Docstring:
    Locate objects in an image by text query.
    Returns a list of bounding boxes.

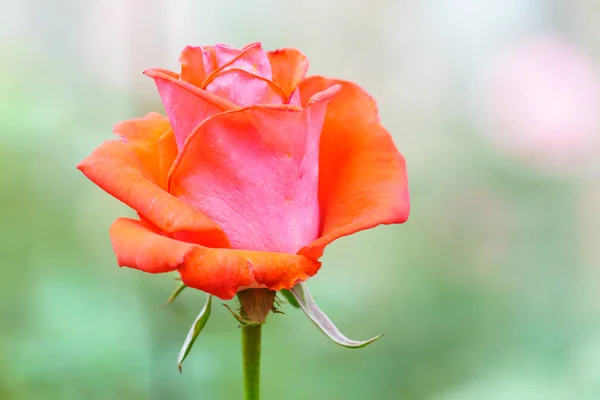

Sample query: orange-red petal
[178,246,320,299]
[157,129,178,188]
[77,140,230,248]
[109,218,320,299]
[109,218,245,299]
[267,48,309,96]
[247,251,321,291]
[109,217,188,273]
[112,112,174,188]
[179,45,217,87]
[298,77,410,260]
[113,112,170,141]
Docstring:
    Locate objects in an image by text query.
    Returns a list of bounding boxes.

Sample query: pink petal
[213,42,272,80]
[144,68,239,149]
[169,87,340,254]
[204,68,287,106]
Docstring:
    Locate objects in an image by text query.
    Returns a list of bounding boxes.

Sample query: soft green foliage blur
[2,1,599,399]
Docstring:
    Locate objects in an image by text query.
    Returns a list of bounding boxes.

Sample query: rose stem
[242,324,261,400]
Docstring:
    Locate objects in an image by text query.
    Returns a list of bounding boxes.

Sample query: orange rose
[77,43,410,300]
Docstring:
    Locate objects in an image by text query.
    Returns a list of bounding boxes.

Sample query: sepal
[161,282,187,307]
[177,294,212,371]
[279,289,300,308]
[290,283,383,349]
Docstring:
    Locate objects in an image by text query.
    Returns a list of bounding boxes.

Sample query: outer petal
[169,86,340,254]
[156,129,178,188]
[178,245,321,299]
[179,45,217,87]
[113,112,170,141]
[144,69,239,149]
[110,217,188,273]
[77,140,230,248]
[112,112,175,189]
[109,218,245,299]
[267,48,309,96]
[110,218,320,299]
[298,77,410,260]
[204,68,287,106]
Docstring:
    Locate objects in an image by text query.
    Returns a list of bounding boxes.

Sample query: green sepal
[222,303,253,326]
[279,289,300,308]
[177,295,212,372]
[161,283,187,308]
[290,283,383,349]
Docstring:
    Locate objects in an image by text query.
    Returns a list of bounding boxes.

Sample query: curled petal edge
[109,218,320,300]
[78,141,229,248]
[298,76,410,260]
[144,68,240,112]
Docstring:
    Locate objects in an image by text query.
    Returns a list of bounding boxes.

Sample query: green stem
[242,324,261,400]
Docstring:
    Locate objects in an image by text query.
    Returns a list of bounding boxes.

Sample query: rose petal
[169,88,339,254]
[298,77,410,260]
[204,68,287,106]
[267,48,309,96]
[179,45,217,87]
[147,68,179,79]
[77,140,230,248]
[213,42,272,80]
[110,217,188,273]
[109,218,251,299]
[157,129,178,188]
[112,112,172,187]
[287,87,302,106]
[109,218,320,299]
[214,43,243,67]
[144,68,239,149]
[113,112,170,141]
[178,246,320,299]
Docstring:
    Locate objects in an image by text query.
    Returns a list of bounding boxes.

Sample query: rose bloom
[78,43,410,299]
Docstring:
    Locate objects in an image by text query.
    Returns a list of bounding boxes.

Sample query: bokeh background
[2,0,600,399]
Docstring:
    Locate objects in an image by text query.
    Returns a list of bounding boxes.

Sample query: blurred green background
[2,1,600,399]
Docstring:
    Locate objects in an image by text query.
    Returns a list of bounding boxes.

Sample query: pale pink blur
[479,34,600,174]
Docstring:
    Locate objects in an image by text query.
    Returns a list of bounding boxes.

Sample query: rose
[77,43,410,300]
